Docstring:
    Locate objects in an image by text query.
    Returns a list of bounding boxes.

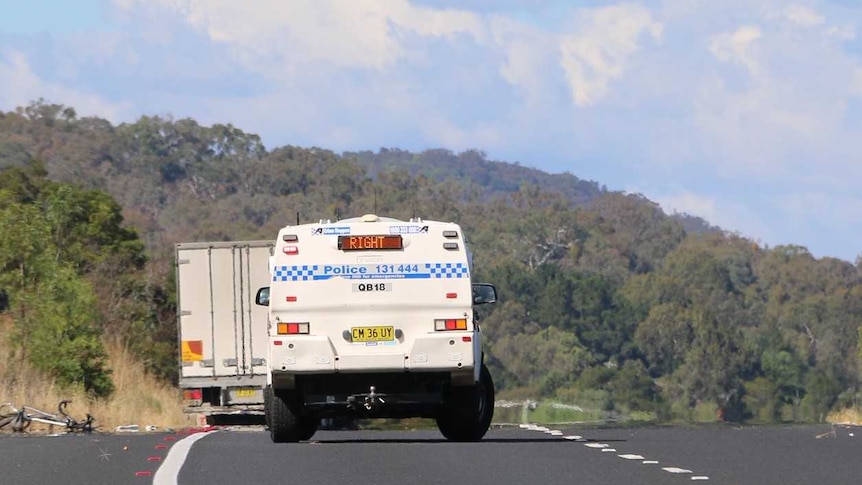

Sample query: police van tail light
[434,318,467,331]
[283,245,299,255]
[277,322,310,335]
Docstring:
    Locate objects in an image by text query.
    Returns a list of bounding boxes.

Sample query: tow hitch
[348,386,387,411]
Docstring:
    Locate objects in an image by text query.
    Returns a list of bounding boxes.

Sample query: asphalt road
[1,424,860,484]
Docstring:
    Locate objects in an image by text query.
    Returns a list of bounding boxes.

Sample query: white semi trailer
[256,214,498,442]
[175,241,274,421]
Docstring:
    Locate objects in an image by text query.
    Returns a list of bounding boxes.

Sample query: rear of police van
[266,214,480,417]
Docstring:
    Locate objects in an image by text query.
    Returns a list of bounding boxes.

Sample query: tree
[0,190,113,396]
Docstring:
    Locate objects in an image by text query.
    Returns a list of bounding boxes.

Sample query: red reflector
[288,323,300,334]
[445,319,457,330]
[462,336,472,342]
[286,296,297,302]
[183,389,202,400]
[446,292,457,299]
[283,245,299,255]
[273,340,283,346]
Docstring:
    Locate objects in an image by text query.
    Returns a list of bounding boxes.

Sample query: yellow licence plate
[351,326,394,342]
[235,388,256,398]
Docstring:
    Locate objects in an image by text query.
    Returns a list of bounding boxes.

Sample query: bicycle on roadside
[0,400,95,433]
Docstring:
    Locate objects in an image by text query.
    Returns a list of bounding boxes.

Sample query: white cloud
[558,3,663,107]
[784,5,824,27]
[824,24,856,40]
[489,15,556,106]
[692,14,862,178]
[113,0,485,72]
[775,4,854,39]
[708,25,763,76]
[0,50,130,121]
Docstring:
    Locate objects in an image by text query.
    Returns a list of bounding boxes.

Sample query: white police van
[256,214,497,442]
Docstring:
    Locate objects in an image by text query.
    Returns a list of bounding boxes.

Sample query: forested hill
[1,100,861,424]
[344,148,719,235]
[346,148,603,205]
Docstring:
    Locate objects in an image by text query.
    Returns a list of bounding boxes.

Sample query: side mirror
[255,287,270,307]
[472,283,497,305]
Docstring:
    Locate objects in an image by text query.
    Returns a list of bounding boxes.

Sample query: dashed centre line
[663,467,693,474]
[618,454,645,460]
[584,443,609,449]
[521,423,709,482]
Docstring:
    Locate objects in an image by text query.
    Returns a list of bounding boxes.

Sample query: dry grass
[827,407,862,425]
[1,315,188,433]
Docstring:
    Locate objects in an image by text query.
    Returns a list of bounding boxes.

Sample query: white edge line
[153,431,218,485]
[691,477,710,481]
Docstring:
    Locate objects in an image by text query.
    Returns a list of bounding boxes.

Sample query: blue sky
[2,0,862,262]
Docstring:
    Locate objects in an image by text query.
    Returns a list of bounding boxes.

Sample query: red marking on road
[135,471,152,477]
[147,456,163,462]
[179,425,218,434]
[155,444,168,450]
[164,436,177,441]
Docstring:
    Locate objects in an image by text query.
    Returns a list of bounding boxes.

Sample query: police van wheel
[268,388,307,443]
[436,364,495,442]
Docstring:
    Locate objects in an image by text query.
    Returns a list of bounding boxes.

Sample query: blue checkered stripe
[273,265,320,281]
[426,263,469,278]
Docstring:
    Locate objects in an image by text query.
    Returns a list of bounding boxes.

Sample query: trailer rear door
[177,241,273,384]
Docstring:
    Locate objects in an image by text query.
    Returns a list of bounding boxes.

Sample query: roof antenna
[335,208,339,221]
[373,189,378,215]
[296,211,299,226]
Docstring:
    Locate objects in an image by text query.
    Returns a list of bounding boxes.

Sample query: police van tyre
[436,364,495,442]
[268,388,318,442]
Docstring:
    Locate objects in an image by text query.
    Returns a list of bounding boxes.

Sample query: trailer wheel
[263,386,273,430]
[436,364,495,442]
[268,388,309,443]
